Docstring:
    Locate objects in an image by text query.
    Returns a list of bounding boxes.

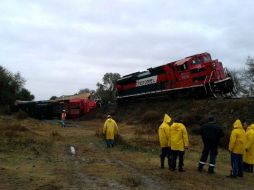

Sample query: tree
[78,88,95,94]
[95,73,121,102]
[246,56,254,76]
[244,56,254,96]
[16,88,34,101]
[0,65,34,105]
[230,69,248,95]
[49,96,58,100]
[232,56,254,96]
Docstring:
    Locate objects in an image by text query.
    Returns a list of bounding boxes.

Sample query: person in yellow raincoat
[243,123,254,173]
[228,119,246,178]
[103,115,118,148]
[158,114,172,169]
[170,117,189,172]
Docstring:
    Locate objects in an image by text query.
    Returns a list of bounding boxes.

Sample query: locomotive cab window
[176,63,188,72]
[192,58,202,65]
[204,56,211,62]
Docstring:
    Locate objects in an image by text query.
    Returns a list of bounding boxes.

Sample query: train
[16,97,97,119]
[116,52,235,102]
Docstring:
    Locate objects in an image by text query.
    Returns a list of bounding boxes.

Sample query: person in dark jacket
[198,116,224,173]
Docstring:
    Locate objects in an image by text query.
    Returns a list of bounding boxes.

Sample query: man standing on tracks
[227,119,246,178]
[158,114,172,169]
[103,115,118,148]
[170,117,189,172]
[60,110,66,128]
[198,116,224,173]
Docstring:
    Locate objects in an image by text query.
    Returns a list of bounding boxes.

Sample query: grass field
[0,114,254,190]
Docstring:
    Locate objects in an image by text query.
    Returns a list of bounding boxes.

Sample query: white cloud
[0,0,253,100]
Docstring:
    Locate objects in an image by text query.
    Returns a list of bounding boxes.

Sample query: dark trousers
[171,150,185,170]
[243,162,254,173]
[160,147,172,168]
[60,120,65,128]
[199,144,218,169]
[106,139,115,148]
[231,153,243,177]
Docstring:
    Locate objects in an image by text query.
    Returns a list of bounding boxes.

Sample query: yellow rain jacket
[244,124,254,164]
[103,118,118,140]
[228,119,246,154]
[158,114,171,148]
[171,122,189,151]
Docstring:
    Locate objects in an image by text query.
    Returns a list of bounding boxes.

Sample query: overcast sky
[0,0,253,100]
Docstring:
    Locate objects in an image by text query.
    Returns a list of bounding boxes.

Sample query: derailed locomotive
[116,52,235,102]
[16,98,97,119]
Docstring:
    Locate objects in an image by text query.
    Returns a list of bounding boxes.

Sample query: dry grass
[14,110,29,120]
[123,174,142,187]
[1,114,254,190]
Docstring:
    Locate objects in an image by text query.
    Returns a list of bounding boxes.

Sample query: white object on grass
[70,146,76,156]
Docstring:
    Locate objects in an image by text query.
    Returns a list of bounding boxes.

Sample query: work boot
[226,171,237,178]
[244,163,249,172]
[198,163,204,172]
[251,165,254,173]
[208,166,215,174]
[168,157,172,170]
[160,157,165,169]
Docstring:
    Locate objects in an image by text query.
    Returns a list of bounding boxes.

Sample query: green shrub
[136,110,162,134]
[182,112,206,126]
[142,110,161,124]
[135,124,158,135]
[14,111,29,120]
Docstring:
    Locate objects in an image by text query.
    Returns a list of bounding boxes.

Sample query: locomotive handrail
[203,76,208,94]
[208,70,217,98]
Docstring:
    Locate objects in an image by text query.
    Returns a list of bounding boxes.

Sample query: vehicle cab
[173,52,227,87]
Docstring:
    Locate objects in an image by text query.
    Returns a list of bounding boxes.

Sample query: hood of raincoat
[163,114,171,124]
[233,119,243,129]
[107,118,113,123]
[229,119,246,154]
[171,122,189,151]
[158,116,171,148]
[172,122,182,131]
[247,124,254,130]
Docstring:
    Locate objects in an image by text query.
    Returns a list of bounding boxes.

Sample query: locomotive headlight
[212,63,216,68]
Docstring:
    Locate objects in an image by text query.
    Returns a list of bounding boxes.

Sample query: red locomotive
[68,98,97,118]
[16,95,97,119]
[116,52,235,101]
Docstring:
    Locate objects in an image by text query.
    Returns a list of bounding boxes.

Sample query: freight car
[16,98,97,119]
[116,52,235,102]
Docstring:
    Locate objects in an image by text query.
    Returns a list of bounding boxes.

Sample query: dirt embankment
[90,98,254,148]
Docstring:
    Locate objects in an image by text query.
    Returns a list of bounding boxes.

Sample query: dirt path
[50,119,171,190]
[91,142,170,190]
